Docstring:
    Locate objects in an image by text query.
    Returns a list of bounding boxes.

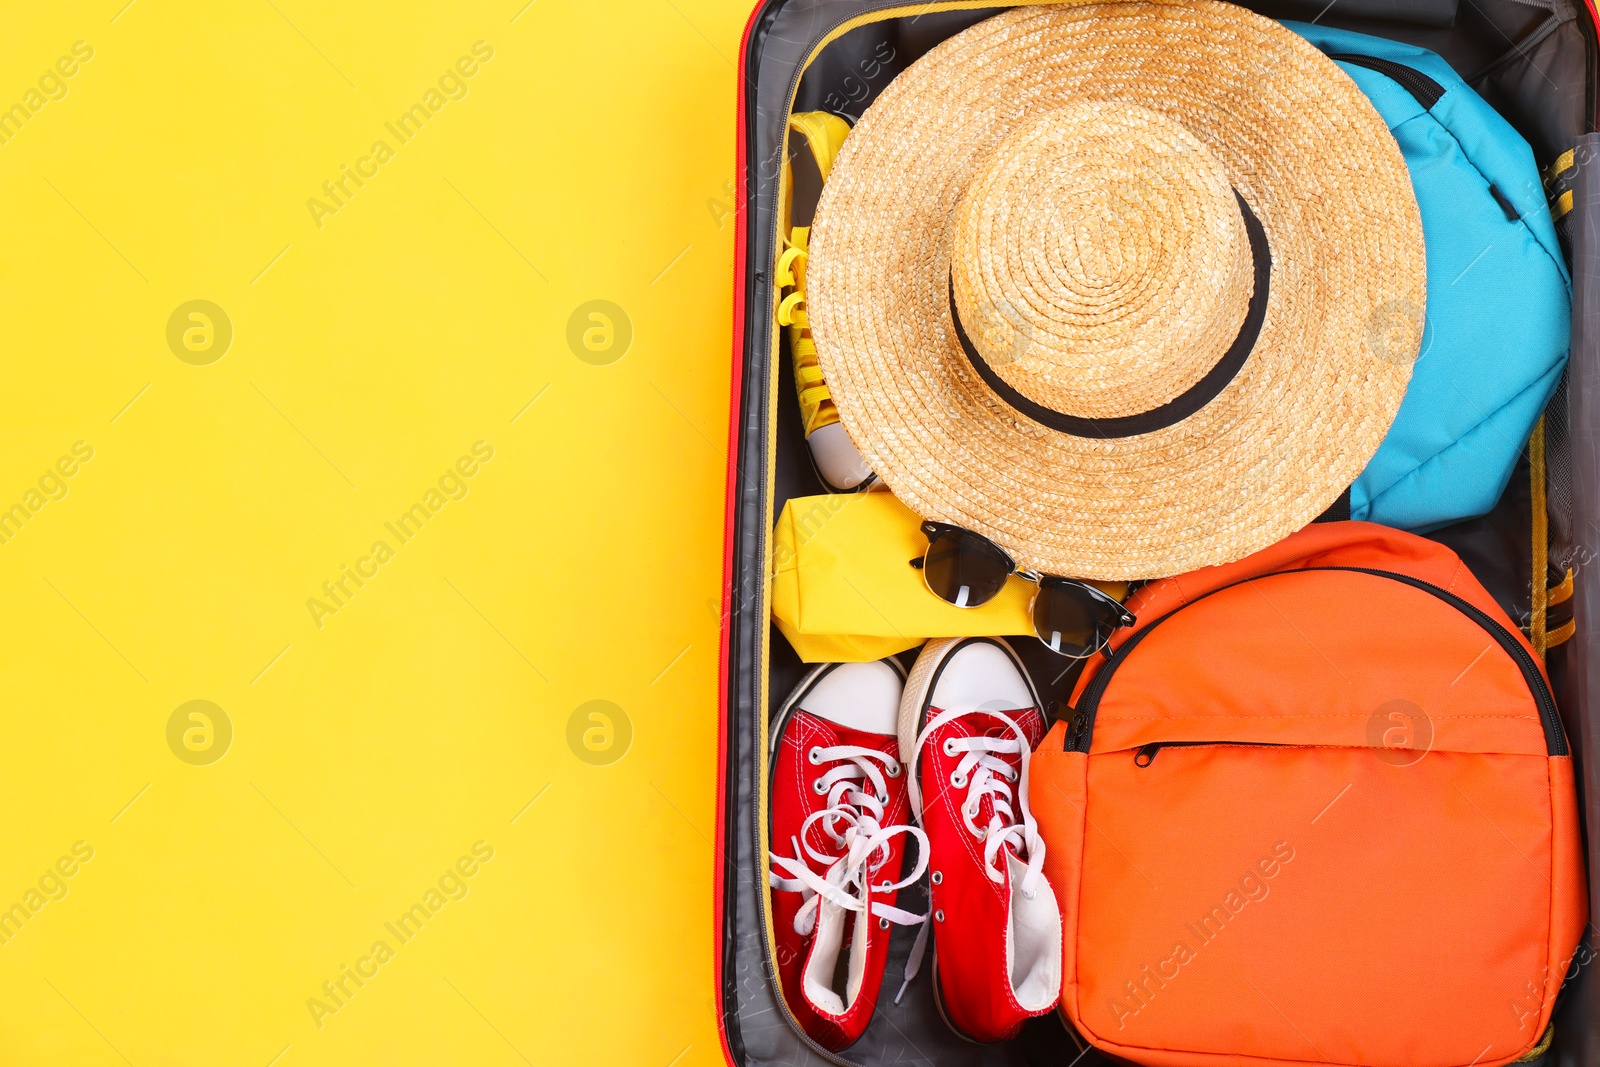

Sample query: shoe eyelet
[807,747,822,765]
[812,778,827,794]
[934,909,945,923]
[930,871,943,886]
[942,738,958,757]
[950,773,966,788]
[878,917,890,930]
[886,761,901,778]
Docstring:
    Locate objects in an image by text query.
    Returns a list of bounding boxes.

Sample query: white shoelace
[769,743,929,1003]
[909,707,1047,900]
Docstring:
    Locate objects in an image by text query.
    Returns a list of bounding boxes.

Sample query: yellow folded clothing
[771,492,1125,662]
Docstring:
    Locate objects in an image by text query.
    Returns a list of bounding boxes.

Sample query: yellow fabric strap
[1545,148,1575,188]
[1554,188,1574,221]
[771,492,1125,663]
[1550,568,1575,607]
[1548,570,1575,648]
[1531,414,1549,658]
[1536,149,1574,188]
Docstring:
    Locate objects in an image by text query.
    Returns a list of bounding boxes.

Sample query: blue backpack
[1286,23,1570,531]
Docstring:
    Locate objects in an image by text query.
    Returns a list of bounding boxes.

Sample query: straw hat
[807,1,1425,580]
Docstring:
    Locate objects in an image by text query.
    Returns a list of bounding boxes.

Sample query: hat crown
[950,105,1256,420]
[804,2,1425,578]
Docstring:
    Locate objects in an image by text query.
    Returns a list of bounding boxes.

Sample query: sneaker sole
[930,951,981,1044]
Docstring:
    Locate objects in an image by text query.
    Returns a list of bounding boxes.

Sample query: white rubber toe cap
[929,640,1035,714]
[808,422,874,491]
[800,660,903,736]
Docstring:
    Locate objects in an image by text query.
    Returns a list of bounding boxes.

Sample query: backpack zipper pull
[1063,706,1088,751]
[1133,743,1161,767]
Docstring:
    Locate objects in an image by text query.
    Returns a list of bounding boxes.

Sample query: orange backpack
[1030,521,1586,1067]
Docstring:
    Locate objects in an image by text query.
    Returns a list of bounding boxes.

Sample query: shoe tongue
[942,705,1043,747]
[794,715,898,855]
[805,704,896,739]
[942,708,1041,831]
[799,711,896,753]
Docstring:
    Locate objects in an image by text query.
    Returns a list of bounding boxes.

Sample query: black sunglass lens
[923,529,1012,608]
[1033,581,1122,658]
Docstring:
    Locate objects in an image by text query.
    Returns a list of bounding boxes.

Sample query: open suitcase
[716,1,1600,1063]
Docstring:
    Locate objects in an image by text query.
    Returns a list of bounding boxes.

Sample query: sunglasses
[910,521,1136,658]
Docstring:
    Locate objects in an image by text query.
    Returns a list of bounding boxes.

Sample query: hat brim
[808,1,1425,580]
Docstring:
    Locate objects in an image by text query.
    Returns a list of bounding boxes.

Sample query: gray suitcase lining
[724,3,1598,1062]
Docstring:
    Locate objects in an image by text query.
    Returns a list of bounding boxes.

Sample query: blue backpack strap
[1284,22,1571,532]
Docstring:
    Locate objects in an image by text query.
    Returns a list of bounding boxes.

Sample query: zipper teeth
[1342,567,1567,756]
[747,10,836,1059]
[1323,53,1445,110]
[1133,739,1293,766]
[1139,740,1291,751]
[1072,567,1566,757]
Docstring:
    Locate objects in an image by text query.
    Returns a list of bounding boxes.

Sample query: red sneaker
[899,637,1062,1042]
[768,660,929,1051]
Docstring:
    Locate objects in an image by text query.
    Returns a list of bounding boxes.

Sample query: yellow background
[0,0,743,1062]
